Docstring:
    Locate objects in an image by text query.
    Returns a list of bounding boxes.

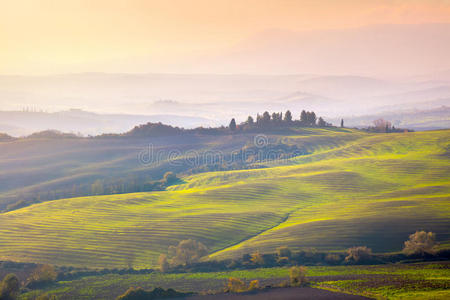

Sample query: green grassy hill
[0,129,448,268]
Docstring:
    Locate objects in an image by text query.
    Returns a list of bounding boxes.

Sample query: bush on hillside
[167,239,208,266]
[289,266,308,287]
[158,254,169,272]
[250,251,265,265]
[116,287,188,300]
[248,280,260,291]
[0,273,20,300]
[227,278,246,293]
[276,246,292,259]
[403,231,438,256]
[345,246,372,263]
[325,253,342,264]
[26,265,57,289]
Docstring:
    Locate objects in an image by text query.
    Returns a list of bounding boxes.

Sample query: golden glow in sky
[1,0,450,74]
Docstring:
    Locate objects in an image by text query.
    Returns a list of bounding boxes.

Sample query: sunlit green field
[20,263,450,300]
[0,129,449,269]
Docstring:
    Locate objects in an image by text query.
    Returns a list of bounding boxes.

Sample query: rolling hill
[0,128,448,269]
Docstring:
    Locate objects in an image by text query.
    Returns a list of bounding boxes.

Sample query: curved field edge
[0,130,448,269]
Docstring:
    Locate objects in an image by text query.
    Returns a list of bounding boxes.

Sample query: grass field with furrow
[0,129,448,268]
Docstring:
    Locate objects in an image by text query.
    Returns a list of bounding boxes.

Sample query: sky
[1,0,450,75]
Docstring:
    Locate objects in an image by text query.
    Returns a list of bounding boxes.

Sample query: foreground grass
[21,262,450,300]
[0,129,449,268]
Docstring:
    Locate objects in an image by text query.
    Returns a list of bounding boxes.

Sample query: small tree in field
[325,253,341,264]
[0,273,20,300]
[250,251,264,265]
[276,246,292,259]
[167,239,208,266]
[158,254,169,272]
[248,280,260,290]
[284,110,292,123]
[229,118,237,131]
[345,246,372,263]
[317,117,326,127]
[403,231,438,256]
[27,265,57,288]
[289,266,308,286]
[227,277,246,293]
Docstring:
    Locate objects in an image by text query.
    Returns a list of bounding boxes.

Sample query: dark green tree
[271,112,278,122]
[271,112,282,124]
[318,117,326,127]
[256,113,262,125]
[246,116,254,125]
[229,118,237,131]
[341,119,344,128]
[284,110,292,123]
[307,111,316,126]
[261,111,271,127]
[300,110,307,125]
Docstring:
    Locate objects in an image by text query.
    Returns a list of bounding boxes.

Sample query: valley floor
[183,287,371,300]
[20,262,450,300]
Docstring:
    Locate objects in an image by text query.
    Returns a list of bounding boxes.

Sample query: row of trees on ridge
[229,110,333,131]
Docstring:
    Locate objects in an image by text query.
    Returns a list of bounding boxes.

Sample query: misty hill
[0,109,215,136]
[1,72,450,128]
[334,106,450,131]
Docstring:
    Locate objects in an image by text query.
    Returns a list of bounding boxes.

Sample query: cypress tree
[229,118,236,131]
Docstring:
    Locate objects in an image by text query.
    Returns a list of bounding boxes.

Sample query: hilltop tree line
[365,118,413,133]
[229,110,332,131]
[98,110,333,138]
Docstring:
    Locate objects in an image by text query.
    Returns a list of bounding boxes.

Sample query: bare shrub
[276,246,292,259]
[403,231,438,256]
[325,253,341,263]
[227,277,246,293]
[250,251,264,265]
[36,293,58,300]
[0,273,20,300]
[345,246,372,263]
[167,239,208,266]
[289,266,308,287]
[158,254,169,272]
[248,280,260,290]
[26,265,57,289]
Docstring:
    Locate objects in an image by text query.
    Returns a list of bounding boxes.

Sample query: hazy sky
[2,0,450,75]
